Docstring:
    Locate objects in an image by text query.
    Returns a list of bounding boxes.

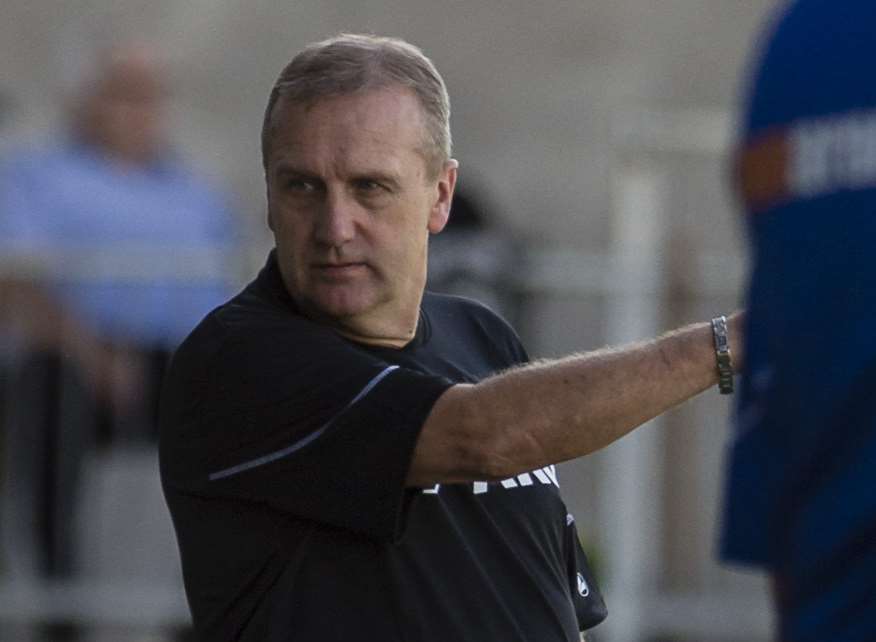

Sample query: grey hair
[261,33,451,177]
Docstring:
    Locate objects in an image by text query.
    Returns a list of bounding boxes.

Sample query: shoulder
[423,291,508,324]
[424,290,516,328]
[422,291,528,365]
[0,146,80,240]
[174,280,329,372]
[163,279,357,422]
[0,144,71,180]
[155,157,227,198]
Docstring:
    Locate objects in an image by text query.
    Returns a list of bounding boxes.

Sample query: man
[160,33,741,641]
[721,2,876,640]
[0,43,236,583]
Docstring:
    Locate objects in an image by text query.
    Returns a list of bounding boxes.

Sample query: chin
[310,288,376,321]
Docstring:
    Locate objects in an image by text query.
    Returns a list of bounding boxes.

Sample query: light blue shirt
[0,141,239,348]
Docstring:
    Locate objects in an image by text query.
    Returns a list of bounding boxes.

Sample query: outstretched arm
[407,312,743,486]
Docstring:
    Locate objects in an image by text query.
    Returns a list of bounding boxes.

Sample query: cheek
[270,206,307,243]
[382,222,429,275]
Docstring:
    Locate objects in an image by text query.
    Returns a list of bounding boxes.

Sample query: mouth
[312,261,368,279]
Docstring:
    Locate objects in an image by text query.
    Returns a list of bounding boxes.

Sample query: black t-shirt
[159,253,607,641]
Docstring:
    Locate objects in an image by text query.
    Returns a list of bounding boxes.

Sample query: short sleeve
[160,314,454,541]
[0,158,52,258]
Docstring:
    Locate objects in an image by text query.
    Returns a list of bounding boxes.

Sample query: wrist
[711,315,734,394]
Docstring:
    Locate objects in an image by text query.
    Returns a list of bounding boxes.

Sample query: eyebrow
[273,163,403,190]
[273,163,318,179]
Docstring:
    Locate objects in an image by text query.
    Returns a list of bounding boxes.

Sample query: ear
[428,159,458,234]
[265,178,276,232]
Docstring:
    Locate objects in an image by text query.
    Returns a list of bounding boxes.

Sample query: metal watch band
[711,315,734,394]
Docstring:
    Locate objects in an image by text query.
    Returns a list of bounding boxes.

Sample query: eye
[354,178,386,193]
[285,178,316,193]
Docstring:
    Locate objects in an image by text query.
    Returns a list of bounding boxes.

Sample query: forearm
[2,278,82,350]
[1,277,146,410]
[1,277,108,374]
[409,315,740,486]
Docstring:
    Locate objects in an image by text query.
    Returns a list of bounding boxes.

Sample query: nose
[314,189,356,248]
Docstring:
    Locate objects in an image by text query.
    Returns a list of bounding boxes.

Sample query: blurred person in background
[721,1,876,640]
[161,33,743,642]
[0,40,238,632]
[426,185,523,326]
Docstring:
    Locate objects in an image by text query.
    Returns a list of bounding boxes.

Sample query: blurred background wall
[1,1,781,640]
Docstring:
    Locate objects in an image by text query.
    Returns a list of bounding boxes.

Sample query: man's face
[265,88,456,343]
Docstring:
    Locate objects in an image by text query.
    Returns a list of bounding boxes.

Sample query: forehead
[94,50,167,103]
[267,88,428,171]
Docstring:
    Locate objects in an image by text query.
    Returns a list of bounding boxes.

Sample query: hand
[73,338,145,417]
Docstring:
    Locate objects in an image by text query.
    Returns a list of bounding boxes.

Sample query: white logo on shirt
[790,110,876,199]
[576,572,590,598]
[421,465,560,496]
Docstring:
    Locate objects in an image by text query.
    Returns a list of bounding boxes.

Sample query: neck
[335,325,416,348]
[293,294,422,349]
[326,300,422,348]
